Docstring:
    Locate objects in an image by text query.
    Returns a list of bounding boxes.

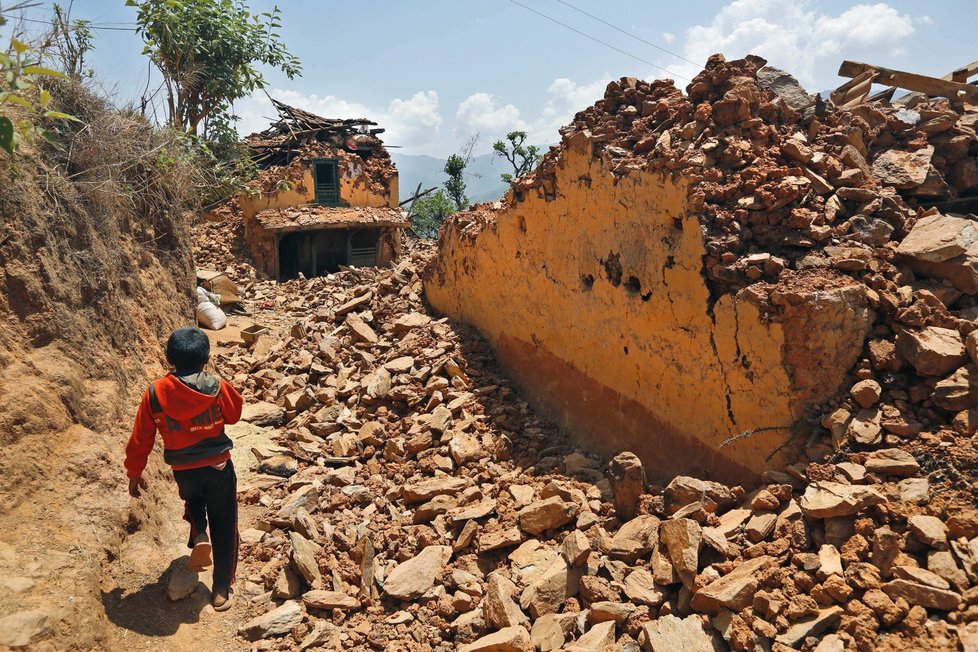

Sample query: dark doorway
[277,230,348,280]
[349,229,380,267]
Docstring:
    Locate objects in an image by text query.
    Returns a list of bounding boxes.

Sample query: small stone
[817,544,844,579]
[384,545,452,600]
[609,451,646,522]
[882,578,962,610]
[640,614,724,651]
[518,496,579,535]
[623,568,667,606]
[799,481,886,518]
[689,555,775,614]
[289,531,322,586]
[908,514,948,548]
[302,589,360,610]
[562,530,591,566]
[774,606,843,647]
[865,448,920,477]
[745,513,777,542]
[167,565,200,601]
[850,379,882,408]
[484,573,528,629]
[459,626,534,652]
[0,610,50,648]
[659,518,702,587]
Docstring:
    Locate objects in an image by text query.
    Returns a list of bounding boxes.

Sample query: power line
[0,13,137,31]
[506,0,691,81]
[553,0,701,68]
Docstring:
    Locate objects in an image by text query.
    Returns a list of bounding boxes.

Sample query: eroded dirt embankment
[0,83,196,650]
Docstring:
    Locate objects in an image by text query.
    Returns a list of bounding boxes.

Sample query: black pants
[172,461,239,591]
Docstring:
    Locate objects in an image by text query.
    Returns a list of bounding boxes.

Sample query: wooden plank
[838,60,978,102]
[950,60,978,83]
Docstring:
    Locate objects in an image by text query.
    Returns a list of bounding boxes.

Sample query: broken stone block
[623,568,667,606]
[238,601,304,641]
[240,400,286,426]
[689,555,775,614]
[588,600,636,624]
[289,531,322,586]
[609,451,646,521]
[864,448,920,477]
[639,613,724,651]
[774,606,842,647]
[167,565,200,601]
[896,326,967,377]
[908,514,948,548]
[459,626,533,652]
[872,146,934,189]
[798,481,886,518]
[897,213,978,294]
[0,610,50,648]
[520,555,581,617]
[607,514,660,561]
[565,620,615,651]
[882,579,962,610]
[850,379,882,408]
[517,496,578,535]
[484,573,528,629]
[302,589,360,611]
[383,545,451,600]
[561,530,591,566]
[659,518,702,586]
[530,613,567,651]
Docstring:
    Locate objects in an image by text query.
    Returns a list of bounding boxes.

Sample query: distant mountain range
[392,151,517,206]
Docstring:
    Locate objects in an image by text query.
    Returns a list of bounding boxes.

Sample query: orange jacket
[125,372,243,478]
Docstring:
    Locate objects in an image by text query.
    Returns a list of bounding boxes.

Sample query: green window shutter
[313,159,340,206]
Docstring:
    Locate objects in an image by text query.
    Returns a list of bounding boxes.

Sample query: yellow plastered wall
[425,137,868,482]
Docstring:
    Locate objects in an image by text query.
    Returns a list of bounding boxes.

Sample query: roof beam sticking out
[838,60,978,103]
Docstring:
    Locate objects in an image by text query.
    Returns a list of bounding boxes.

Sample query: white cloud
[233,88,443,153]
[531,76,611,143]
[669,0,916,88]
[454,92,525,141]
[662,32,675,44]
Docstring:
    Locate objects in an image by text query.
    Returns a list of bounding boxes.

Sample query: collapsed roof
[245,97,388,168]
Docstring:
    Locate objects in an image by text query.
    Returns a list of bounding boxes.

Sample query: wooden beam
[949,60,978,83]
[838,60,978,102]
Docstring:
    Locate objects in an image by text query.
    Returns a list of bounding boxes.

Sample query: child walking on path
[125,327,244,611]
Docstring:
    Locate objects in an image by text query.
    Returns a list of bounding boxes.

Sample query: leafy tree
[492,130,541,183]
[410,189,455,239]
[127,0,301,138]
[443,134,479,211]
[0,35,78,154]
[443,154,468,211]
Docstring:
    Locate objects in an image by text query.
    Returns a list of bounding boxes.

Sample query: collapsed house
[240,100,407,280]
[425,54,978,483]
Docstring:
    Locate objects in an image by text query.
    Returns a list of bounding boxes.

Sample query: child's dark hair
[166,327,210,371]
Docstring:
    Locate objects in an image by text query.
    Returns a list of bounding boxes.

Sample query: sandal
[212,587,234,612]
[187,535,213,572]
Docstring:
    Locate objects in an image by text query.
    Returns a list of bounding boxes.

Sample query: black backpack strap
[148,382,164,415]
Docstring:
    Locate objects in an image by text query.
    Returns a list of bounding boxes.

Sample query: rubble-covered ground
[195,215,978,652]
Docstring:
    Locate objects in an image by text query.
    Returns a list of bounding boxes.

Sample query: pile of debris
[190,55,978,650]
[187,240,978,651]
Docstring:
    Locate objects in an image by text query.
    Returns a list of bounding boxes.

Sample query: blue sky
[3,1,974,155]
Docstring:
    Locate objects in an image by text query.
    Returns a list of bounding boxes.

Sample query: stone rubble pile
[186,232,978,650]
[191,53,978,651]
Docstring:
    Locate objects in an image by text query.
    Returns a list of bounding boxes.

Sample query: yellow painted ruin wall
[425,137,869,482]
